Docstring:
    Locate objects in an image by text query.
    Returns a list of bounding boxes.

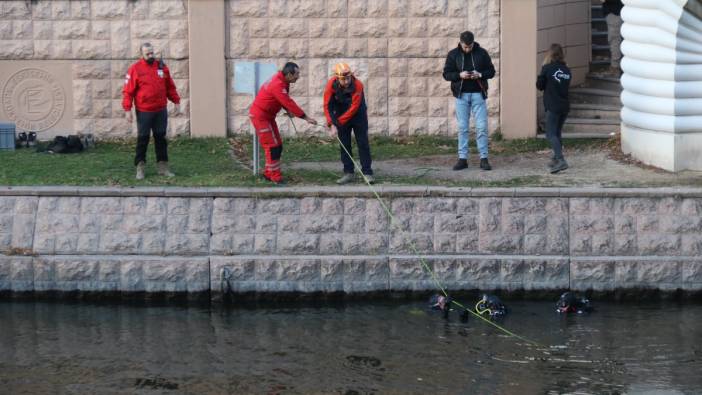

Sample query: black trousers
[545,110,567,160]
[337,116,373,175]
[134,108,168,166]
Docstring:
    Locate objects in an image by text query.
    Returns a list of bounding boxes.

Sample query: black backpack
[46,135,83,154]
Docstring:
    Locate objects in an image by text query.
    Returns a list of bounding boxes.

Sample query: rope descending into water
[291,118,542,347]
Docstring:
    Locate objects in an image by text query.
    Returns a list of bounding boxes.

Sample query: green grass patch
[490,137,603,156]
[232,134,604,163]
[0,135,607,187]
[0,137,256,187]
[1,136,385,187]
[231,134,458,163]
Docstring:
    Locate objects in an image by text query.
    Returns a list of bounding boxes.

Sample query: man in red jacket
[323,63,374,184]
[123,42,180,180]
[249,62,317,184]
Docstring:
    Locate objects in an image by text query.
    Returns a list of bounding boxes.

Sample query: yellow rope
[325,126,542,347]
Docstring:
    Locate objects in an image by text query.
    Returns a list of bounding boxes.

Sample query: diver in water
[429,294,452,319]
[429,294,471,322]
[555,292,593,314]
[475,294,507,317]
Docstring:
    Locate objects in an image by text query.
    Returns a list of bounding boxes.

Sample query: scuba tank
[475,294,507,317]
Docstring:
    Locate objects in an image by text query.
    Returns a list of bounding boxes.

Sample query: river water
[1,299,701,394]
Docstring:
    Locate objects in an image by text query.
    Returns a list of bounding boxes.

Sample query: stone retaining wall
[2,187,702,299]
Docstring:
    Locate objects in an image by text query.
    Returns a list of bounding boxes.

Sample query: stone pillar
[500,0,538,138]
[188,0,226,137]
[620,0,702,171]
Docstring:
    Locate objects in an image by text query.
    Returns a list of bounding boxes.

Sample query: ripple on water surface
[0,300,701,394]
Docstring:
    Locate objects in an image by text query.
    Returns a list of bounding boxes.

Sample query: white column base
[621,123,702,172]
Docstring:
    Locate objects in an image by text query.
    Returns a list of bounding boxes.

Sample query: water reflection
[0,300,701,394]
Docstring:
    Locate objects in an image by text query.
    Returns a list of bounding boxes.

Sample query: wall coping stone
[3,186,702,198]
[210,254,571,260]
[572,256,702,262]
[4,254,696,261]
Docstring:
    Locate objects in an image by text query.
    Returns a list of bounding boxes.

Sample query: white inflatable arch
[621,0,702,171]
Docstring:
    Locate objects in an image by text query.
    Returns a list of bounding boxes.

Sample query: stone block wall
[227,0,502,137]
[0,0,190,138]
[537,0,590,85]
[2,187,702,298]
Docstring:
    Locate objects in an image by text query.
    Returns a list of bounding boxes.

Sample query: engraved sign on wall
[2,68,65,131]
[0,62,74,136]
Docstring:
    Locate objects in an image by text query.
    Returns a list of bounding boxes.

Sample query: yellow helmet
[332,62,352,79]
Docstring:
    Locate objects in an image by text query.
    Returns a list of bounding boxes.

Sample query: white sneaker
[336,173,354,185]
[136,162,145,180]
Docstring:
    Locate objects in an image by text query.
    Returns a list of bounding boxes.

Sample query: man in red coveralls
[249,62,318,184]
[123,42,181,180]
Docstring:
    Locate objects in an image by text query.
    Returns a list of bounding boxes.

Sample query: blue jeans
[455,92,489,159]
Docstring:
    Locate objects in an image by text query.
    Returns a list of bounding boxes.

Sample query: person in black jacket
[443,31,496,171]
[602,0,624,75]
[537,44,571,173]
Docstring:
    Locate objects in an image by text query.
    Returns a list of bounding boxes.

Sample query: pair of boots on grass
[15,132,37,148]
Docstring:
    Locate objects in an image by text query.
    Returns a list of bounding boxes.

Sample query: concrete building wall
[0,0,190,139]
[226,0,502,137]
[0,1,524,139]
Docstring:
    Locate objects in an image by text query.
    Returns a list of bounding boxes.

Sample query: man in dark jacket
[443,31,496,171]
[123,42,180,180]
[602,0,624,74]
[323,62,374,185]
